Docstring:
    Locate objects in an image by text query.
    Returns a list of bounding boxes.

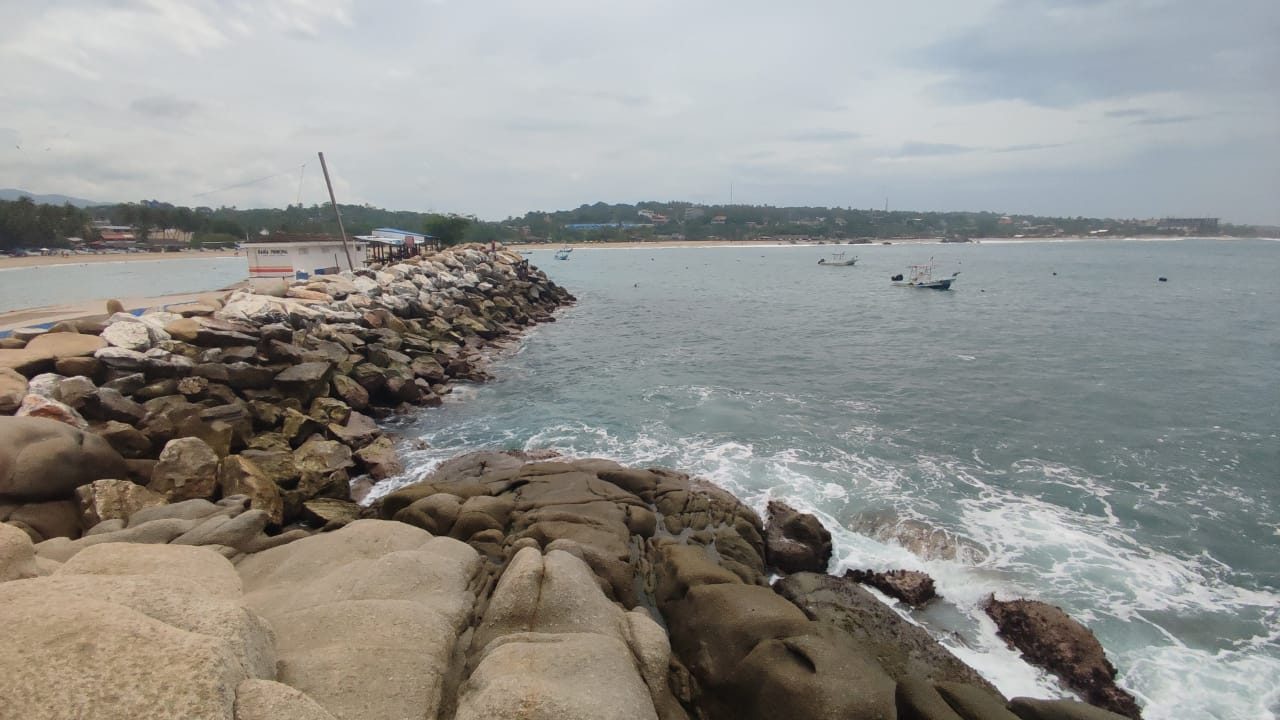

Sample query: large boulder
[0,521,38,582]
[0,367,28,412]
[149,437,220,502]
[233,679,338,720]
[0,593,246,719]
[775,572,995,690]
[984,597,1142,719]
[238,520,482,720]
[656,543,895,720]
[765,500,832,574]
[0,417,128,501]
[24,332,108,360]
[0,543,268,720]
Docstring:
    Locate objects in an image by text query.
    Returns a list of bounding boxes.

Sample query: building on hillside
[684,207,704,221]
[96,231,136,249]
[1158,218,1219,234]
[242,232,367,288]
[144,228,194,251]
[638,209,670,224]
[711,216,727,225]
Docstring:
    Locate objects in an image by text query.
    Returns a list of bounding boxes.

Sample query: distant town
[0,190,1267,256]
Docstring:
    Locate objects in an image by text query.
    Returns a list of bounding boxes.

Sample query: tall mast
[318,151,355,271]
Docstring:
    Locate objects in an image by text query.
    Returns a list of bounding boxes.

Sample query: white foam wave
[386,409,1279,717]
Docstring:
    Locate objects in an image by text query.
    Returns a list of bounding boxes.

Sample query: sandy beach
[504,238,943,250]
[0,250,240,269]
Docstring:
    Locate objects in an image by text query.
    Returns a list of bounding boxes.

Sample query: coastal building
[684,207,704,221]
[1158,217,1219,234]
[241,232,367,288]
[371,227,429,250]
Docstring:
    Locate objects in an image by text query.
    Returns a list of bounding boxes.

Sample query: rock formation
[984,596,1143,719]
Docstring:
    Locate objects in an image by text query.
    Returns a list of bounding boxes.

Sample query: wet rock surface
[984,597,1143,719]
[846,568,938,607]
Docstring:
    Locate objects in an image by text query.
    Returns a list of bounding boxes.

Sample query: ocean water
[376,239,1280,720]
[0,256,248,313]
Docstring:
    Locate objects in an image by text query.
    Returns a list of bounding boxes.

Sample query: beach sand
[503,238,944,250]
[0,250,240,269]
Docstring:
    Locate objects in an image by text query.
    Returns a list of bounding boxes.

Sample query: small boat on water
[817,252,858,267]
[554,247,573,260]
[892,261,959,290]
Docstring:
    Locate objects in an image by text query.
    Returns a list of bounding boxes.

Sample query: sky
[1,0,1277,224]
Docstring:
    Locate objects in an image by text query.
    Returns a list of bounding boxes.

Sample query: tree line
[0,194,1260,252]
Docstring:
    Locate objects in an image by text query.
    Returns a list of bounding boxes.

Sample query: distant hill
[0,188,106,207]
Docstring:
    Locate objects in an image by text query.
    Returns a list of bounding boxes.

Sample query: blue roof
[373,227,425,237]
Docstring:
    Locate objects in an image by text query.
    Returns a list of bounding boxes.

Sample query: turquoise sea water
[379,239,1280,720]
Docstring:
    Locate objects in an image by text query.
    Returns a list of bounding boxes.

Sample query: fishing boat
[892,261,959,290]
[554,247,573,260]
[817,252,858,266]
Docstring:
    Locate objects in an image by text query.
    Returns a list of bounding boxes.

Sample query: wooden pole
[317,151,355,271]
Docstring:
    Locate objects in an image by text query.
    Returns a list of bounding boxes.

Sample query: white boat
[817,252,858,267]
[554,247,573,260]
[892,261,958,290]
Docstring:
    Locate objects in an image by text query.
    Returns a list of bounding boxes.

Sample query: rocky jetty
[0,451,1138,720]
[0,247,1140,719]
[0,245,572,542]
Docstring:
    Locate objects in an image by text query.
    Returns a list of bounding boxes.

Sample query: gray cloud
[0,0,1275,224]
[1134,114,1199,126]
[991,142,1071,154]
[923,0,1279,107]
[897,142,974,157]
[130,95,202,119]
[787,130,862,143]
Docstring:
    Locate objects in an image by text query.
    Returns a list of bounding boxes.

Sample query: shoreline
[0,250,241,270]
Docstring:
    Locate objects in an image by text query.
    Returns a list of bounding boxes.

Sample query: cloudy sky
[1,0,1276,223]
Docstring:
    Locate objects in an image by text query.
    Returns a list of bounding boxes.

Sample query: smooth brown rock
[984,597,1142,719]
[23,332,108,360]
[765,499,832,574]
[234,679,339,720]
[53,356,99,377]
[8,499,80,540]
[775,573,996,691]
[0,521,38,581]
[0,416,128,501]
[0,348,55,376]
[0,367,27,412]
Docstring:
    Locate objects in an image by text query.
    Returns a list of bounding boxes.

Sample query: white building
[242,233,367,288]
